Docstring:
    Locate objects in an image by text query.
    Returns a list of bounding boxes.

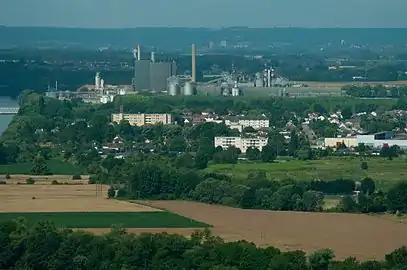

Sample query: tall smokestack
[151,51,155,63]
[191,44,196,83]
[137,44,141,61]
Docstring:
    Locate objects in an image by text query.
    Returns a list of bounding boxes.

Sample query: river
[0,97,18,135]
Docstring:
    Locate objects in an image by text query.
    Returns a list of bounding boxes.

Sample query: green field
[0,212,209,228]
[206,157,407,190]
[0,160,86,175]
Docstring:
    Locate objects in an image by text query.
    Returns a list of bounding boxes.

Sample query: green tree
[107,186,115,198]
[360,177,375,195]
[246,147,261,161]
[30,155,51,175]
[338,196,359,213]
[360,161,368,170]
[387,181,407,213]
[301,191,324,212]
[309,249,335,270]
[261,144,277,163]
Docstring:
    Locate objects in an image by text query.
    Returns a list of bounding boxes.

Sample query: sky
[1,0,406,28]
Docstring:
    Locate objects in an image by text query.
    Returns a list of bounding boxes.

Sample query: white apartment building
[214,136,268,153]
[112,113,172,126]
[224,118,269,130]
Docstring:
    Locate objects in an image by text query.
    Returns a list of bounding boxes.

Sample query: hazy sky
[1,0,406,28]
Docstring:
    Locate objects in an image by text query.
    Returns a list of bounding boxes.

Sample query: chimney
[191,44,196,83]
[151,51,155,63]
[137,44,141,61]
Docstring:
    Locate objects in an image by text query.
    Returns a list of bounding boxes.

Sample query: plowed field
[142,200,407,260]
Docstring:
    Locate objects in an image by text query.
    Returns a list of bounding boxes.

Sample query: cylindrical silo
[183,81,195,96]
[167,76,180,96]
[255,72,263,87]
[95,72,101,90]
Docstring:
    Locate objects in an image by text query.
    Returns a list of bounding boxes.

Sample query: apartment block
[214,136,268,153]
[112,113,172,126]
[224,119,269,130]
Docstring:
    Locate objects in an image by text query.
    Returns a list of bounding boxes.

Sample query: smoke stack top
[137,44,141,61]
[191,44,196,83]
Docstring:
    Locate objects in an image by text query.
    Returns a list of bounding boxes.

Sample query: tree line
[90,155,407,214]
[1,218,407,269]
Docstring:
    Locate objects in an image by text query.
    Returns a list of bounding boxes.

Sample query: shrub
[361,161,368,170]
[26,178,35,185]
[72,174,82,180]
[0,181,6,185]
[107,187,115,198]
[5,173,11,179]
[51,180,59,185]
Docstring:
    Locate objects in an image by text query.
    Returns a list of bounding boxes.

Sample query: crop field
[206,157,407,190]
[143,200,407,260]
[0,184,207,228]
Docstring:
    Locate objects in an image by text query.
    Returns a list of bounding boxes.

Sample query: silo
[168,77,180,96]
[255,72,263,87]
[231,81,240,96]
[183,81,195,96]
[95,72,101,90]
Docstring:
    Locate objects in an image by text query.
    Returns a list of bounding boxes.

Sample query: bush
[26,178,35,185]
[72,174,82,180]
[361,161,368,170]
[51,180,59,185]
[5,173,11,179]
[107,187,115,198]
[0,181,6,185]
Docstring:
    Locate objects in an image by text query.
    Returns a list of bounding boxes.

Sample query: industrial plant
[132,44,177,92]
[45,72,130,103]
[132,44,198,96]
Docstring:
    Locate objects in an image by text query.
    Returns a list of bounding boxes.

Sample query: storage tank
[167,76,180,96]
[255,72,263,87]
[95,72,101,90]
[231,81,240,96]
[183,81,196,96]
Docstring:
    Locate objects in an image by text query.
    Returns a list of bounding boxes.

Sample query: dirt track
[0,185,160,212]
[142,200,407,260]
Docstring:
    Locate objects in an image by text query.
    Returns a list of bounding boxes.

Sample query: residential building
[214,136,268,153]
[224,118,269,130]
[112,113,172,126]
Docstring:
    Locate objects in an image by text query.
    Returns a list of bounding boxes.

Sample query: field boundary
[0,211,210,228]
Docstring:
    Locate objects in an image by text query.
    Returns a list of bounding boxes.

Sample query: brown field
[140,200,407,260]
[0,184,160,212]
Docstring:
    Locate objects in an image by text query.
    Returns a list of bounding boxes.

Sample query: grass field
[0,184,208,229]
[0,160,86,175]
[0,212,208,228]
[206,157,407,190]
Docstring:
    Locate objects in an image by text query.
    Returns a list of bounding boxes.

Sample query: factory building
[133,45,177,91]
[150,61,177,91]
[112,113,172,126]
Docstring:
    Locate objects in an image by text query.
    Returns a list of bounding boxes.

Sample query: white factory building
[214,136,268,153]
[324,131,407,150]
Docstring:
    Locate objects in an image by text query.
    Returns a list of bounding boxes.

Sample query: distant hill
[1,26,407,50]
